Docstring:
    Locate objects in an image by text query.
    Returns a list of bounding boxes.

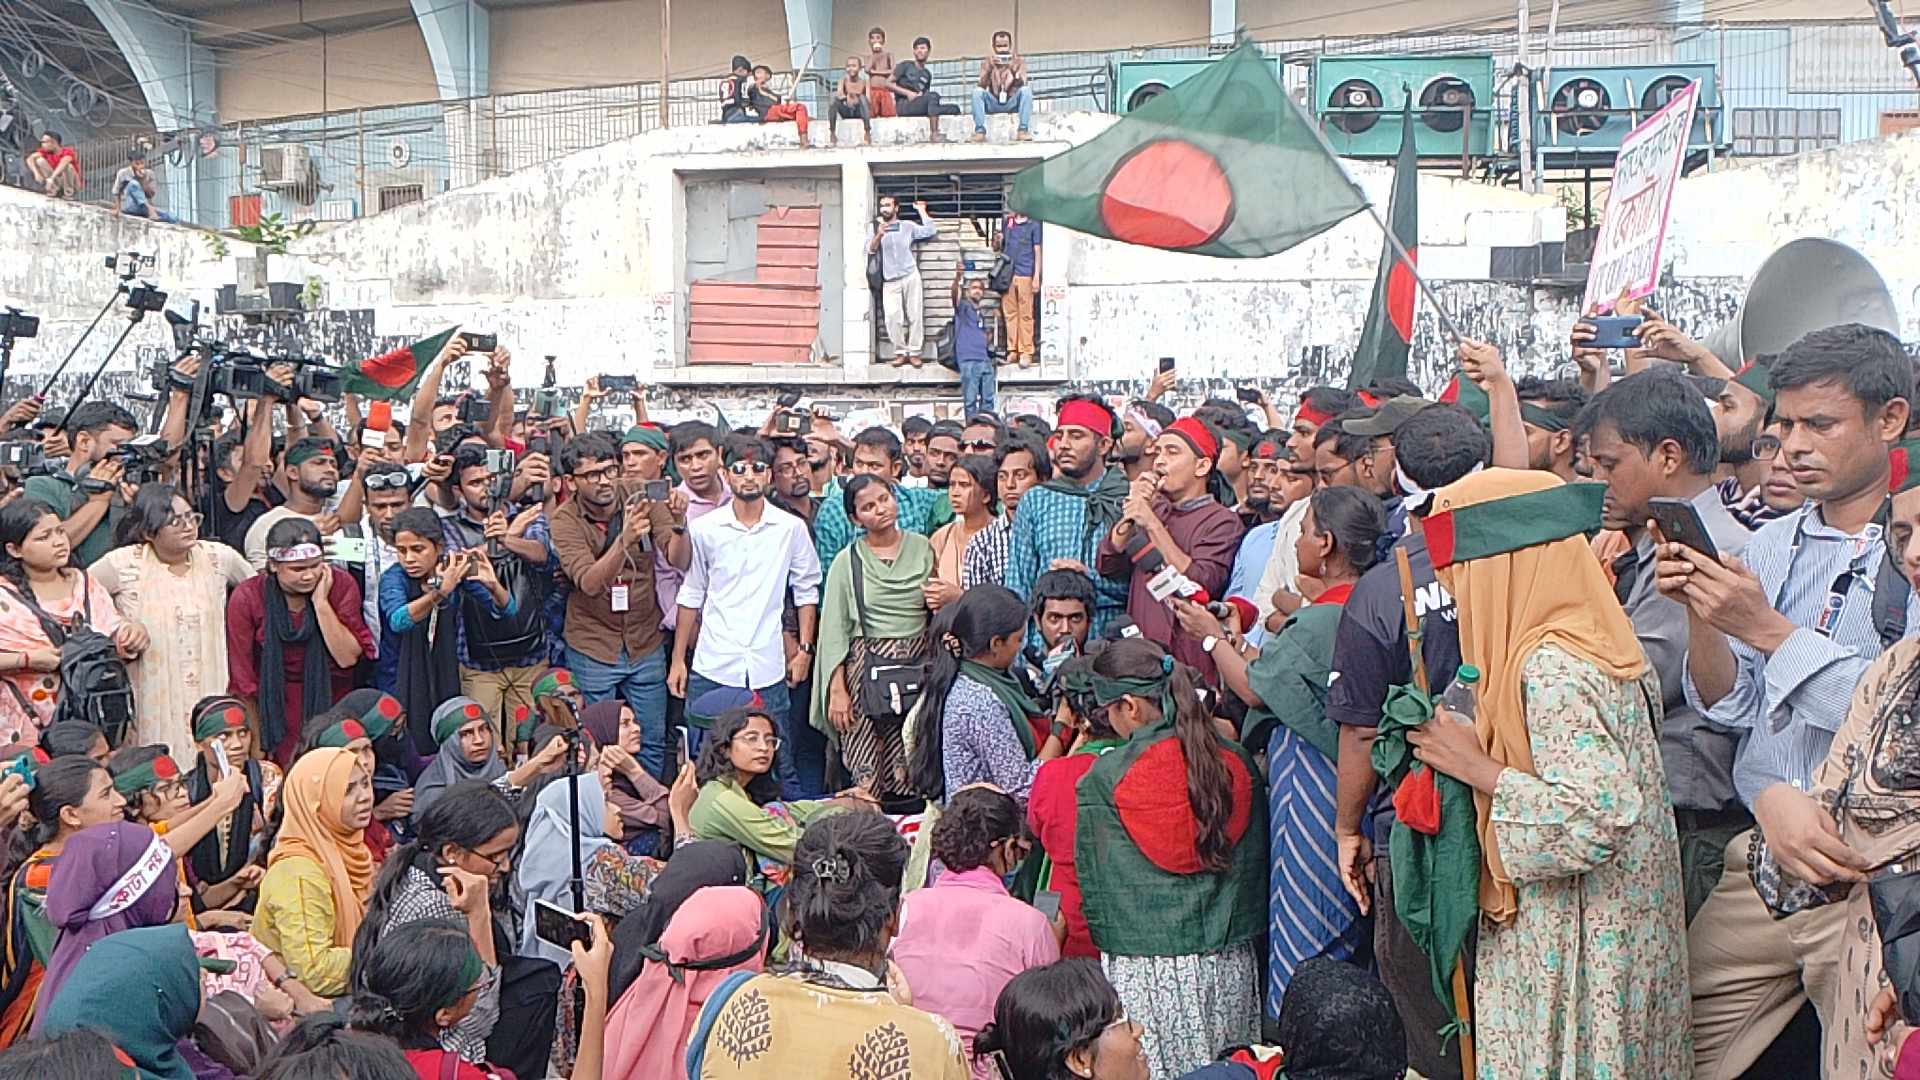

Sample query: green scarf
[959,660,1041,758]
[810,533,936,736]
[1040,465,1131,542]
[1241,604,1343,760]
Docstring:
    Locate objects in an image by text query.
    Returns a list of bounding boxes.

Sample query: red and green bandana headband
[316,719,369,749]
[1891,439,1920,494]
[621,425,668,452]
[1439,375,1490,423]
[1294,401,1335,428]
[513,704,537,744]
[532,670,573,702]
[432,697,487,745]
[113,754,181,796]
[1419,480,1606,569]
[1216,425,1255,455]
[1164,417,1220,460]
[1057,397,1119,439]
[1251,437,1286,461]
[357,693,402,741]
[285,442,335,467]
[193,699,251,742]
[1732,356,1776,408]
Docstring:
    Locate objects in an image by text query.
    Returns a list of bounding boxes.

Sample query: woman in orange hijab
[251,747,375,998]
[1402,468,1688,1079]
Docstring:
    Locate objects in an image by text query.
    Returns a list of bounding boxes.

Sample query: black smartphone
[1235,386,1261,404]
[1648,496,1720,561]
[461,332,497,352]
[644,479,672,501]
[1158,357,1176,373]
[1033,889,1063,921]
[532,899,592,951]
[1583,315,1645,350]
[600,374,639,392]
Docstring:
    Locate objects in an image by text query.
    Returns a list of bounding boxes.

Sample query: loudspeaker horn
[1703,238,1901,369]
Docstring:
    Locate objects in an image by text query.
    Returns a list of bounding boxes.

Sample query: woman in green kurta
[686,705,871,887]
[812,474,934,801]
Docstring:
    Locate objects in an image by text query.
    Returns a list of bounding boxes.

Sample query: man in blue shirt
[868,195,938,367]
[950,268,994,418]
[999,212,1042,368]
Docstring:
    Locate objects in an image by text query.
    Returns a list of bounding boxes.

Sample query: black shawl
[185,756,265,886]
[396,574,460,755]
[259,583,334,754]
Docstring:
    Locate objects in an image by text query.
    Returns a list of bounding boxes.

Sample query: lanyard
[1811,522,1884,639]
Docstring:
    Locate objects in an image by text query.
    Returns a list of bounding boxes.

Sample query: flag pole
[1289,88,1465,348]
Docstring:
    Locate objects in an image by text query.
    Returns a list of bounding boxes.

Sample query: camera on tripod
[0,440,44,477]
[105,251,155,280]
[110,434,172,485]
[0,309,37,340]
[124,283,168,314]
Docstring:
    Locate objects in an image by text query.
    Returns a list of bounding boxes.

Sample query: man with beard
[1578,370,1751,925]
[26,401,139,570]
[335,461,412,665]
[672,436,822,790]
[1514,376,1588,481]
[869,194,938,367]
[227,517,372,765]
[1006,393,1130,638]
[1287,386,1361,460]
[811,427,952,571]
[1119,399,1174,482]
[550,432,677,777]
[901,416,932,488]
[924,422,962,491]
[1227,434,1310,642]
[770,438,818,532]
[1713,358,1787,529]
[242,437,342,572]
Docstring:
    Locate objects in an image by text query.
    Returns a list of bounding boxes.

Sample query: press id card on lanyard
[610,580,629,613]
[1814,523,1883,638]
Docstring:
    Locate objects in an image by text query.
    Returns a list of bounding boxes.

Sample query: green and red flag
[1348,96,1420,389]
[344,327,459,402]
[1008,44,1366,258]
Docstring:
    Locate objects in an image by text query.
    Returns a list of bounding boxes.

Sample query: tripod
[557,703,587,913]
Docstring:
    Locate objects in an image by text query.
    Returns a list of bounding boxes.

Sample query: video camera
[0,308,37,341]
[105,251,155,281]
[149,346,345,406]
[110,434,172,485]
[0,440,44,477]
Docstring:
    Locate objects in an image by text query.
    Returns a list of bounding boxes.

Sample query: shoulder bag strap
[684,970,759,1079]
[1394,545,1429,696]
[848,544,871,639]
[1,580,67,649]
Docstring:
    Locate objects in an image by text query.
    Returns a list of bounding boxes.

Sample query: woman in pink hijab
[603,885,767,1080]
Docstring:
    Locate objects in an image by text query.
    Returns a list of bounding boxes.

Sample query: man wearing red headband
[1097,416,1245,679]
[1287,387,1361,461]
[1005,394,1131,639]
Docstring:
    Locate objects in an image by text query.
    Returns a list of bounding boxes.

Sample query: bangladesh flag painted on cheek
[343,327,460,401]
[1008,44,1368,258]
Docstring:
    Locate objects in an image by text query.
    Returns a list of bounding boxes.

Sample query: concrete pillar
[412,0,490,100]
[784,0,833,110]
[1210,0,1236,46]
[84,0,217,224]
[838,158,874,381]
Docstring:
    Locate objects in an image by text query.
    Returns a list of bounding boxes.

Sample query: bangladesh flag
[1008,44,1366,258]
[1348,97,1420,390]
[344,327,460,401]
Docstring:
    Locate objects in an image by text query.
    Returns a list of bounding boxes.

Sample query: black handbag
[867,249,886,293]
[988,252,1016,294]
[848,549,928,727]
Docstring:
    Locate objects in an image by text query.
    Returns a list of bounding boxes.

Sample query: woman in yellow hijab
[252,747,376,997]
[1403,468,1689,1079]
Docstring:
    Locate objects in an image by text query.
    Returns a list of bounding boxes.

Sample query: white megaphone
[1702,238,1901,369]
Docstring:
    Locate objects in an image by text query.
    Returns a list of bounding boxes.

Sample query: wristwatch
[1201,635,1220,655]
[798,641,815,655]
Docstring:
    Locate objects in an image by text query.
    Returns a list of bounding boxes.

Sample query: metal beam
[784,0,831,108]
[411,0,488,100]
[1210,0,1235,46]
[84,1,217,222]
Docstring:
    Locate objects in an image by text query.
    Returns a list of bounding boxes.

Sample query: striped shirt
[962,516,1012,589]
[1684,502,1920,806]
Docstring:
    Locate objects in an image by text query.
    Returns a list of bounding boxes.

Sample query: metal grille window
[1730,108,1841,157]
[378,184,424,211]
[872,172,1016,225]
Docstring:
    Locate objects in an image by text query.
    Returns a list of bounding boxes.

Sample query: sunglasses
[364,472,411,491]
[728,461,772,476]
[961,439,997,453]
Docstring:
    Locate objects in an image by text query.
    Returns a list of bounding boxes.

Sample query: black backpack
[3,574,135,743]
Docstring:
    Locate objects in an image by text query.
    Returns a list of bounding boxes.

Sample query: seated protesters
[686,810,969,1079]
[972,957,1148,1080]
[1075,638,1264,1078]
[252,1014,419,1079]
[515,774,663,967]
[1176,961,1406,1080]
[685,700,868,880]
[748,65,810,141]
[0,1027,133,1074]
[107,746,258,922]
[1172,485,1385,1014]
[0,498,142,747]
[581,701,668,856]
[832,56,874,144]
[94,482,254,763]
[349,783,558,1079]
[226,518,371,765]
[23,132,80,198]
[183,696,284,900]
[890,36,946,140]
[604,884,767,1080]
[415,698,567,822]
[865,27,897,118]
[253,747,377,999]
[306,691,413,861]
[890,787,1059,1075]
[35,820,186,1031]
[21,400,137,570]
[350,915,614,1080]
[36,924,236,1080]
[814,474,935,799]
[1026,652,1112,960]
[527,668,580,755]
[0,757,123,1042]
[717,55,760,123]
[605,840,753,1003]
[243,437,343,572]
[928,454,998,610]
[379,507,511,750]
[970,30,1033,142]
[38,718,108,763]
[114,152,173,221]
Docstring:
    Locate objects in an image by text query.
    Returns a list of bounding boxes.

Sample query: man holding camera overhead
[26,400,140,569]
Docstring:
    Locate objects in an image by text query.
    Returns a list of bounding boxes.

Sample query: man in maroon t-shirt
[27,132,81,198]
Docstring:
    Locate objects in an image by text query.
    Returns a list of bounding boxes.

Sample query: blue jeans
[972,86,1033,133]
[684,670,802,801]
[566,643,670,783]
[959,359,997,418]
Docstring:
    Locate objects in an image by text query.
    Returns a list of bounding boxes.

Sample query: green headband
[316,719,369,748]
[1519,402,1570,433]
[1732,358,1776,408]
[1419,481,1605,569]
[1217,426,1256,453]
[432,697,487,745]
[622,426,668,452]
[1892,439,1920,494]
[532,670,573,702]
[1088,654,1178,717]
[193,700,250,742]
[436,947,486,1010]
[357,694,402,741]
[286,442,335,466]
[113,755,181,796]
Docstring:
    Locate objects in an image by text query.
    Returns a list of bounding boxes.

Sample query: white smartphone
[210,735,233,779]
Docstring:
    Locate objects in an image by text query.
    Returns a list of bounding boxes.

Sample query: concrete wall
[2,110,1914,424]
[488,0,792,90]
[830,0,1208,57]
[215,22,442,121]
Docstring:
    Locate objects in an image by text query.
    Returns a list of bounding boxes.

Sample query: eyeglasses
[728,461,772,476]
[734,730,782,749]
[364,471,411,491]
[463,845,514,873]
[152,779,188,802]
[1751,435,1782,460]
[165,510,203,529]
[961,439,997,453]
[572,464,618,483]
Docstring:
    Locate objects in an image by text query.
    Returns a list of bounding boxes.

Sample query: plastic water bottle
[1437,664,1481,725]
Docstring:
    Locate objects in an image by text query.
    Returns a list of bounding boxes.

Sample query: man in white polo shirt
[670,433,823,798]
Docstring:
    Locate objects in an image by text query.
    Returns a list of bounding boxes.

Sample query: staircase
[688,205,821,365]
